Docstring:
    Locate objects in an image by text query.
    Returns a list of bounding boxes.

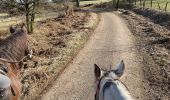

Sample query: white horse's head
[94,60,133,100]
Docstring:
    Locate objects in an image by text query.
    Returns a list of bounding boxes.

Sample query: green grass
[80,0,112,6]
[21,12,99,100]
[0,13,9,17]
[135,0,170,12]
[0,12,59,31]
[0,0,107,31]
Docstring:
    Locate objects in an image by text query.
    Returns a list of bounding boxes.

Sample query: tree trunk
[143,0,146,8]
[115,0,120,9]
[30,0,36,33]
[129,0,133,7]
[165,2,168,12]
[75,0,79,7]
[30,14,35,33]
[26,13,30,33]
[24,0,37,33]
[25,2,30,33]
[151,0,153,7]
[140,0,142,6]
[157,2,161,10]
[112,0,116,7]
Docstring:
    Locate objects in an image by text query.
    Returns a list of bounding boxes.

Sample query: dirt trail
[41,12,148,100]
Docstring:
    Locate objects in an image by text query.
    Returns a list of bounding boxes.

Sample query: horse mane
[0,26,28,61]
[0,25,27,100]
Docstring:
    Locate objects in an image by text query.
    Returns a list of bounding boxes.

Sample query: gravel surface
[41,12,149,100]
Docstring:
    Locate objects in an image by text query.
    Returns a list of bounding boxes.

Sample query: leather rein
[0,52,33,97]
[0,49,33,64]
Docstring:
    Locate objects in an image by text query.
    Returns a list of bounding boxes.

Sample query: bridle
[0,51,33,98]
[0,50,33,63]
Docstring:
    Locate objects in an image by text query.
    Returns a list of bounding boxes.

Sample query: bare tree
[19,0,38,33]
[115,0,120,9]
[143,0,146,8]
[140,0,142,6]
[157,2,161,10]
[112,0,116,7]
[75,0,79,7]
[150,0,153,7]
[165,2,169,12]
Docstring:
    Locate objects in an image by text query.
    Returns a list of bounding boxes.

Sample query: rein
[0,50,33,98]
[0,55,29,63]
[0,50,33,63]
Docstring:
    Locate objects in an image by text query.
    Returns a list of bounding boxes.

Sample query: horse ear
[9,25,16,34]
[115,60,125,77]
[94,64,101,79]
[21,23,27,33]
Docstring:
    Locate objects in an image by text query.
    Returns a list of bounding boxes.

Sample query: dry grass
[0,12,61,31]
[122,11,170,99]
[80,0,112,6]
[20,11,99,100]
[0,13,9,17]
[136,0,170,12]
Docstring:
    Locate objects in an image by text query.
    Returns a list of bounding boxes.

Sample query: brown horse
[0,24,32,100]
[0,60,21,100]
[0,23,31,63]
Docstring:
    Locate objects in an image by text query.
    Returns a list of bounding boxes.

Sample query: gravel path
[41,12,148,100]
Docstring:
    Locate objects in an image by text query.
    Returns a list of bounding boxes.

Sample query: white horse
[94,60,134,100]
[0,64,11,100]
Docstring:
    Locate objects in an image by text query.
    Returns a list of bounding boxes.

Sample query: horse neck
[8,64,21,99]
[100,79,133,100]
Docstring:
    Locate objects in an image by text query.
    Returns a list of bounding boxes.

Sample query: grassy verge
[0,12,63,32]
[80,0,112,6]
[122,11,170,99]
[0,13,8,17]
[135,0,170,12]
[20,11,99,100]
